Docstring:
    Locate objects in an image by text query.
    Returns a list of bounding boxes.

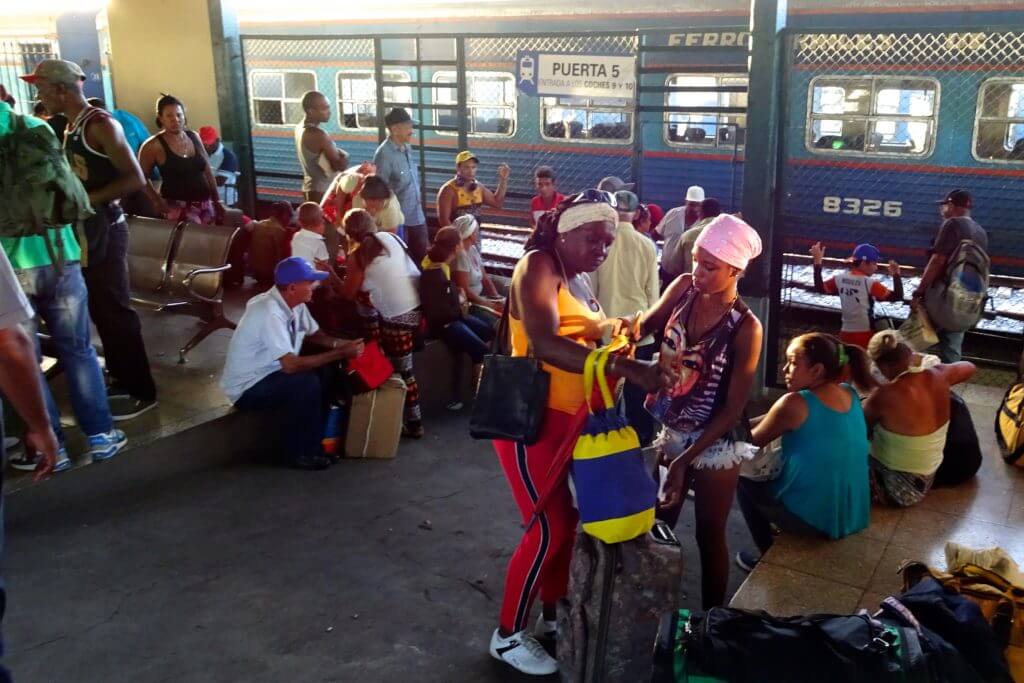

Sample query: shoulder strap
[156,132,172,155]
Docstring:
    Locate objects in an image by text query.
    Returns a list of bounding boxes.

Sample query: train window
[250,70,316,126]
[336,71,412,130]
[973,79,1024,163]
[432,71,516,137]
[806,76,937,156]
[540,95,632,144]
[664,74,747,149]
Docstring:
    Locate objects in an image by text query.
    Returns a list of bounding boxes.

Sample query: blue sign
[516,50,539,97]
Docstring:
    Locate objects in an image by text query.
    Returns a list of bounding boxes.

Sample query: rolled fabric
[692,214,762,270]
[453,214,478,239]
[557,202,619,234]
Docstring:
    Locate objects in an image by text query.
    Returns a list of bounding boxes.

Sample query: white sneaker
[533,613,558,641]
[489,628,558,676]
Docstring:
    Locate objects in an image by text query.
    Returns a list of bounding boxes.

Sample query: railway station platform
[1,285,755,683]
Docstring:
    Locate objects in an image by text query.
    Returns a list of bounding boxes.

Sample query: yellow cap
[455,150,478,166]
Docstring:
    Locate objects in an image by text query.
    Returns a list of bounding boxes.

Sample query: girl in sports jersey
[811,242,904,349]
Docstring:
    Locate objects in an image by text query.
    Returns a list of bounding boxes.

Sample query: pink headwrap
[693,214,762,271]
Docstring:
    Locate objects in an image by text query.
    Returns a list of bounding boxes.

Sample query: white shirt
[362,232,420,319]
[291,228,329,265]
[220,286,319,403]
[0,248,33,330]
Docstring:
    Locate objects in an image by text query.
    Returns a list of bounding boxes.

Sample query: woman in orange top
[489,190,671,676]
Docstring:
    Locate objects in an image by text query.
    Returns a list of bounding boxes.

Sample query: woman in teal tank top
[736,333,874,569]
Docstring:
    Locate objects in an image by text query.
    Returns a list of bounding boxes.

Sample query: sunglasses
[567,188,618,208]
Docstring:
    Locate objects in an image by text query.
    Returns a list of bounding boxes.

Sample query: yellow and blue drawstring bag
[572,337,658,544]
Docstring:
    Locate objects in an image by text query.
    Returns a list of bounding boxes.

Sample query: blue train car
[238,5,753,225]
[237,1,1024,273]
[779,5,1024,275]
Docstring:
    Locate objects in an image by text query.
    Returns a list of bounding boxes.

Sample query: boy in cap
[812,242,903,349]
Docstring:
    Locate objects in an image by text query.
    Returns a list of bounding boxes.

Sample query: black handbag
[469,297,550,444]
[419,267,462,333]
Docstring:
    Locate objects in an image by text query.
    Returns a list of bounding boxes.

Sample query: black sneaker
[109,396,158,421]
[290,455,332,470]
[106,384,132,400]
[735,550,760,573]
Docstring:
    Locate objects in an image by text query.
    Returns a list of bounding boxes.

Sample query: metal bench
[127,217,238,364]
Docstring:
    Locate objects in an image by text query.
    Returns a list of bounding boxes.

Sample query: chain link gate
[768,27,1024,383]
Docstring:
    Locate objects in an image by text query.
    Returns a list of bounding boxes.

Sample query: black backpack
[418,267,462,334]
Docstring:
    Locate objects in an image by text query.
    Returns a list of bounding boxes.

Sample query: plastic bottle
[322,404,344,455]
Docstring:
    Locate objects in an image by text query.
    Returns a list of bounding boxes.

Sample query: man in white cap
[657,185,706,279]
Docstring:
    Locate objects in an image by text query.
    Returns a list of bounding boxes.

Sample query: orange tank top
[508,284,605,414]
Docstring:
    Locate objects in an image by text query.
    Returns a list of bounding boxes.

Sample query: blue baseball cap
[852,243,881,263]
[274,257,328,286]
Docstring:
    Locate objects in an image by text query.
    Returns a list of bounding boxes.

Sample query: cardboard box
[344,375,407,459]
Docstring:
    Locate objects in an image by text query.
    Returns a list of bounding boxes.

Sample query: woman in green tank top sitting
[735,333,875,571]
[864,330,976,507]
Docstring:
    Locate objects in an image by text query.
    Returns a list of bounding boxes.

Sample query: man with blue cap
[811,241,903,349]
[220,257,364,470]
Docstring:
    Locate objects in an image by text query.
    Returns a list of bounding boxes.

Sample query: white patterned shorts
[654,426,758,471]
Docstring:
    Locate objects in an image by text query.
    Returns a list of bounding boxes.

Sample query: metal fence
[0,39,58,115]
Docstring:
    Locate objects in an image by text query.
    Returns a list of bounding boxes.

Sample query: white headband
[557,202,619,233]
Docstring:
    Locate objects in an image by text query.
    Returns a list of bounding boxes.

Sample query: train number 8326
[822,196,903,218]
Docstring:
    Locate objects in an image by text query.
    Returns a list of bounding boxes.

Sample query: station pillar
[105,0,221,134]
[739,0,787,392]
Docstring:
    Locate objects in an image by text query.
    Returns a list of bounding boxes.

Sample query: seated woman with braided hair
[734,333,876,572]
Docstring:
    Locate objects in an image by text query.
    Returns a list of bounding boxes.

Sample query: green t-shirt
[1,226,82,270]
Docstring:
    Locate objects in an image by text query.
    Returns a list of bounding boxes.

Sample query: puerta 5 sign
[516,51,636,99]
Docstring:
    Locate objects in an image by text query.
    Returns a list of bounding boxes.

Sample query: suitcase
[343,375,406,459]
[558,521,683,683]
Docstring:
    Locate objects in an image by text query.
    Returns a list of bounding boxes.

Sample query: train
[237,1,1024,274]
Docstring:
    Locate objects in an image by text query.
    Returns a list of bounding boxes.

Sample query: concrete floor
[2,290,755,682]
[2,409,754,683]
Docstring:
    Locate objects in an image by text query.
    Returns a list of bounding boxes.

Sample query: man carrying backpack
[912,189,989,363]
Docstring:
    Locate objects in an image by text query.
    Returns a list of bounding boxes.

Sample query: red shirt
[530,192,566,225]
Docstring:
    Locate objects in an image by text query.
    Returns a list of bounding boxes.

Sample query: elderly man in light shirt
[658,184,706,280]
[220,257,363,470]
[590,189,660,446]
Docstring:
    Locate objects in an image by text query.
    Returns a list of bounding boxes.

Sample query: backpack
[653,607,933,683]
[924,238,990,333]
[0,109,93,251]
[418,267,462,334]
[995,351,1024,468]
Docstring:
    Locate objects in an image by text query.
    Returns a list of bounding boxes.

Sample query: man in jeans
[220,258,363,470]
[0,99,127,472]
[912,189,989,363]
[374,108,427,265]
[0,246,60,681]
[24,59,157,420]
